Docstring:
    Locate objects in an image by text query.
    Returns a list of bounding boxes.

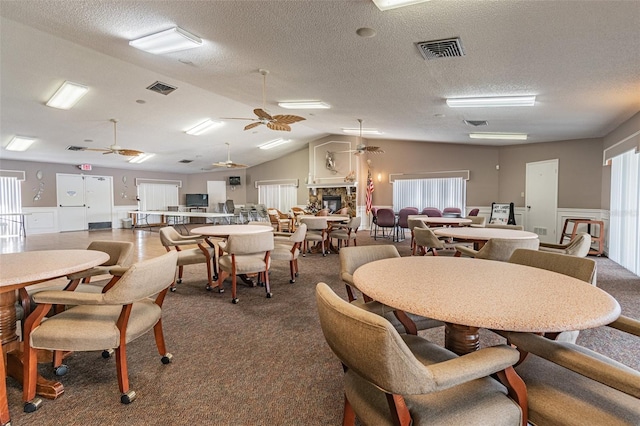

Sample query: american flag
[366,168,374,214]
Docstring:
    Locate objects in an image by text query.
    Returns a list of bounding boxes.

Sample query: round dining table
[353,256,620,356]
[408,215,472,227]
[434,226,538,250]
[0,249,110,424]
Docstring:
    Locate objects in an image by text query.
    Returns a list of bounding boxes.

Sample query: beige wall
[184,169,247,206]
[245,147,310,205]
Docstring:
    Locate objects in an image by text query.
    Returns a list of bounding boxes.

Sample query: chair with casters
[539,232,592,257]
[329,216,361,249]
[396,207,419,241]
[442,207,462,217]
[413,227,456,256]
[158,226,216,291]
[315,282,526,426]
[374,208,396,240]
[22,251,179,413]
[339,245,443,335]
[270,224,306,283]
[468,208,480,216]
[267,208,292,232]
[468,216,487,227]
[300,217,329,256]
[421,207,442,217]
[407,218,428,255]
[500,315,640,426]
[455,237,540,262]
[216,231,274,303]
[315,208,330,216]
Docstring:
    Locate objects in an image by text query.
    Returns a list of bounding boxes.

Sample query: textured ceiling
[1,0,639,173]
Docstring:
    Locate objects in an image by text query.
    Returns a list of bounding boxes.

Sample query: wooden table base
[444,323,480,355]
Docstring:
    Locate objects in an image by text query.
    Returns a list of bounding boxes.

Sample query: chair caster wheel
[213,275,218,281]
[289,279,296,284]
[266,293,272,298]
[24,398,42,413]
[121,390,137,404]
[102,349,114,359]
[161,353,173,364]
[322,253,327,257]
[177,279,182,284]
[295,272,299,277]
[54,364,68,376]
[232,298,239,304]
[218,288,225,293]
[206,285,212,291]
[170,287,177,292]
[257,281,264,287]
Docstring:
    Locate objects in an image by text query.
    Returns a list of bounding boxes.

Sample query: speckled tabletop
[191,224,273,237]
[434,227,538,241]
[353,256,620,332]
[408,215,472,226]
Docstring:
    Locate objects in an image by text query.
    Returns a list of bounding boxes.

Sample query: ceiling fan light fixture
[342,128,382,135]
[46,81,89,110]
[447,96,536,108]
[259,138,290,150]
[129,27,202,55]
[372,0,431,11]
[277,101,330,109]
[185,119,223,135]
[128,153,155,163]
[6,136,36,151]
[470,133,528,140]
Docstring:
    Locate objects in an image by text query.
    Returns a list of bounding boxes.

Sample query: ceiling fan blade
[272,114,306,125]
[118,149,144,156]
[211,162,228,167]
[334,150,357,153]
[254,108,273,120]
[228,162,248,168]
[102,151,114,155]
[244,122,263,131]
[267,121,291,131]
[364,146,385,153]
[221,117,257,121]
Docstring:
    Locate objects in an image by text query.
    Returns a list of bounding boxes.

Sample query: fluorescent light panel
[259,138,290,150]
[446,96,536,108]
[128,153,155,163]
[46,81,89,110]
[185,119,223,135]
[129,27,202,55]
[372,0,431,11]
[6,136,36,151]
[277,101,330,109]
[470,133,528,140]
[342,128,383,135]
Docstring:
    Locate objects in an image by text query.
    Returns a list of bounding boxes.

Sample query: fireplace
[322,196,341,213]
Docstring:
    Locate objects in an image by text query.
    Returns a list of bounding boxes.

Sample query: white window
[0,176,23,237]
[392,177,466,212]
[258,184,297,213]
[137,183,179,211]
[609,149,640,274]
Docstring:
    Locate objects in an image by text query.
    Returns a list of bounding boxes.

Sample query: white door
[57,174,86,232]
[525,159,558,244]
[85,176,113,229]
[207,181,227,212]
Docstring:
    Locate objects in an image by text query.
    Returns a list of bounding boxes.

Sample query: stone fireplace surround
[308,186,356,216]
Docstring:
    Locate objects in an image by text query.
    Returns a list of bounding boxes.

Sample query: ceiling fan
[222,69,306,131]
[212,143,248,168]
[85,119,144,156]
[338,119,385,155]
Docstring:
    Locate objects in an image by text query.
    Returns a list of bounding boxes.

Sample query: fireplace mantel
[306,182,357,190]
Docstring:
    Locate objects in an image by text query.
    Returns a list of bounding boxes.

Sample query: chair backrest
[225,200,235,213]
[104,251,178,304]
[335,207,349,215]
[469,216,486,227]
[300,217,328,231]
[407,218,428,231]
[413,228,445,250]
[288,223,307,243]
[315,208,330,216]
[315,282,435,395]
[158,226,186,247]
[509,248,597,284]
[468,208,480,216]
[421,207,442,217]
[340,245,400,283]
[398,207,419,228]
[86,240,134,267]
[443,207,462,215]
[476,238,540,262]
[347,216,361,230]
[225,231,274,255]
[564,232,592,257]
[376,208,396,227]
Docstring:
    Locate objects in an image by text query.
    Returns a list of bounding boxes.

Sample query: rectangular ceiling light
[5,136,36,151]
[185,119,223,135]
[259,138,291,150]
[342,128,383,135]
[128,153,155,163]
[46,81,89,110]
[372,0,431,11]
[277,101,330,109]
[470,133,528,140]
[129,27,202,55]
[446,96,536,108]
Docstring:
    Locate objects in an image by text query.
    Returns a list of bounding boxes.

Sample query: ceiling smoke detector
[416,37,464,60]
[146,81,177,95]
[464,120,488,127]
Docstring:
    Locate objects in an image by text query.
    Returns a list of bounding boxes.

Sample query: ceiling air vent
[146,81,177,95]
[416,37,464,60]
[464,120,488,127]
[178,159,193,163]
[66,145,86,151]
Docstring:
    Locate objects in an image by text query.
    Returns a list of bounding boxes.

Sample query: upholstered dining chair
[22,251,178,412]
[468,216,487,227]
[396,207,419,241]
[501,315,640,426]
[300,216,329,256]
[539,232,592,257]
[468,208,480,216]
[216,231,274,303]
[267,208,292,232]
[374,208,396,240]
[159,227,216,291]
[421,207,442,217]
[315,283,526,426]
[270,224,306,283]
[455,237,540,262]
[442,207,462,217]
[407,218,428,255]
[334,207,349,215]
[315,208,330,216]
[413,227,456,256]
[339,245,443,335]
[329,216,361,249]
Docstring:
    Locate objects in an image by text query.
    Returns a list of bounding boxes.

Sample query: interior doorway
[57,174,113,232]
[525,159,558,244]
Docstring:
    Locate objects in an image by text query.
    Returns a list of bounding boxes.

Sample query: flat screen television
[185,193,208,207]
[229,176,241,186]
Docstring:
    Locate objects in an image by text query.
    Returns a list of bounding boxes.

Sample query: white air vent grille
[416,37,464,60]
[533,227,548,236]
[147,81,177,95]
[464,120,488,127]
[66,145,86,151]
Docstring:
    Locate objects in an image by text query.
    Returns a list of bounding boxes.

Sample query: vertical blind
[392,177,466,212]
[609,149,640,275]
[258,184,296,213]
[0,177,23,237]
[137,183,179,211]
